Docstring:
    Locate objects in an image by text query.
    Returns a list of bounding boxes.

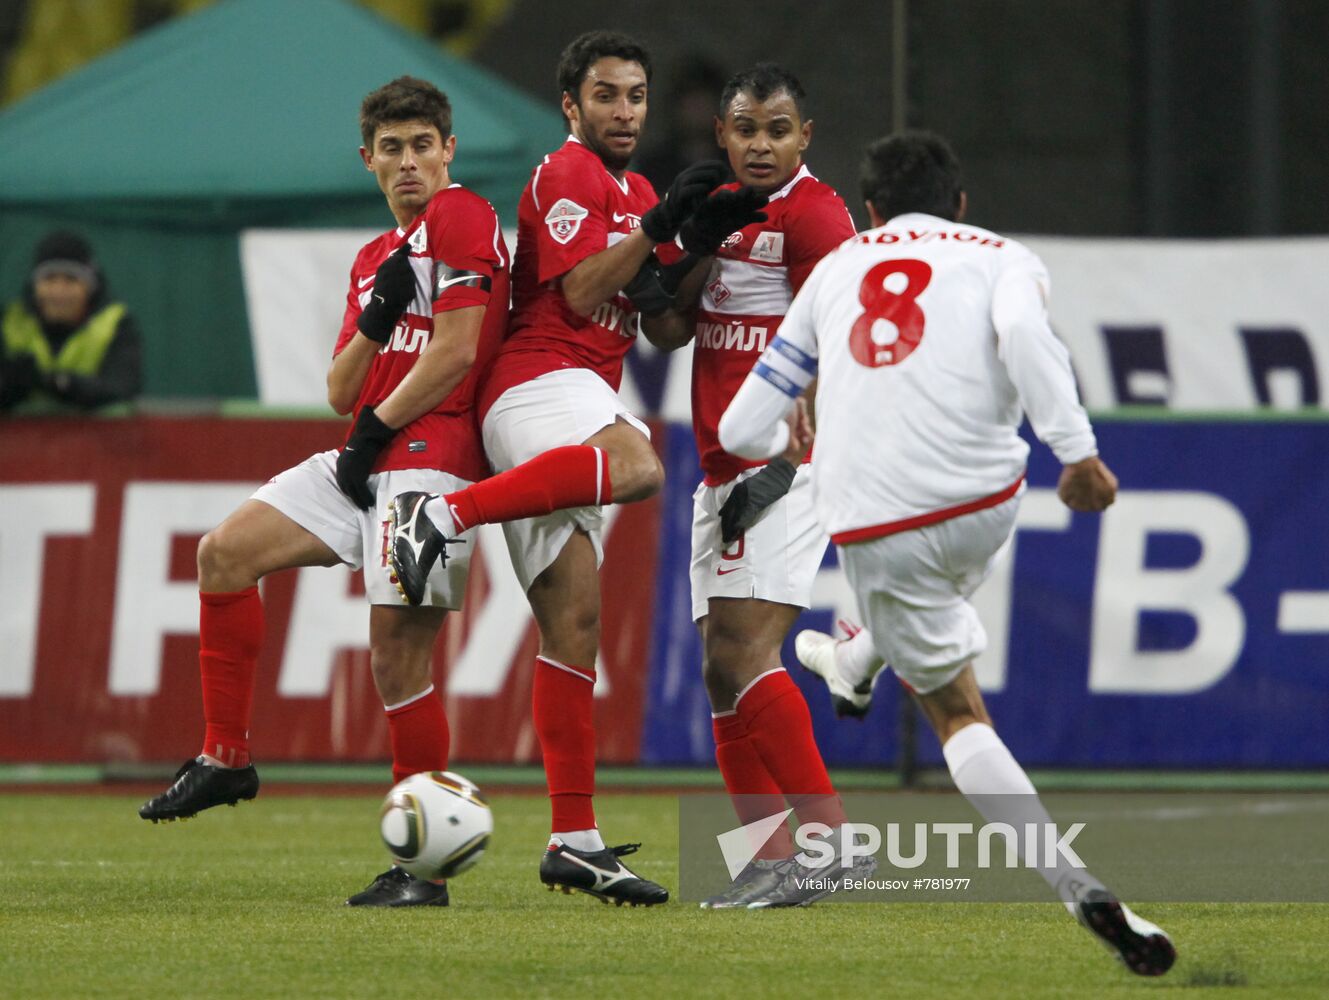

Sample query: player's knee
[611,448,664,503]
[370,654,429,707]
[701,652,741,707]
[196,526,248,591]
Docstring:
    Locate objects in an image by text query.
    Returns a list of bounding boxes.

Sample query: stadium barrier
[2,414,1327,767]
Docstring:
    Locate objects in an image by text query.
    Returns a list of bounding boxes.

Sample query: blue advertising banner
[642,419,1329,767]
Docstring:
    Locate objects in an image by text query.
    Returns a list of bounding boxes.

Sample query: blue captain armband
[770,336,818,375]
[754,336,817,397]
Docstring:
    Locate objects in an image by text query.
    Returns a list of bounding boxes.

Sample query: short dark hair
[719,62,807,119]
[860,131,964,222]
[359,76,452,148]
[556,30,652,105]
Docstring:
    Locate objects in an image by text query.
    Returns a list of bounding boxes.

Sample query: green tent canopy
[0,0,563,398]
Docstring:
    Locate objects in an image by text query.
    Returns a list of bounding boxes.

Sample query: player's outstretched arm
[992,257,1098,466]
[717,337,816,460]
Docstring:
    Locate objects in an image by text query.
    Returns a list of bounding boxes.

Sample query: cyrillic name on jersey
[859,229,1005,248]
[696,321,770,353]
[379,322,430,356]
[590,299,641,340]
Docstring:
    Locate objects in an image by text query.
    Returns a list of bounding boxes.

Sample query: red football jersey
[478,137,664,419]
[692,165,856,484]
[335,184,510,482]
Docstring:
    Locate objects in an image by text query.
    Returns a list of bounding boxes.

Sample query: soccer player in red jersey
[139,77,510,908]
[643,64,872,908]
[387,32,761,906]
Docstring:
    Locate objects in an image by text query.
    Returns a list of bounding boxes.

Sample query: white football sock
[942,722,1101,893]
[836,628,885,688]
[552,828,605,853]
[421,496,461,534]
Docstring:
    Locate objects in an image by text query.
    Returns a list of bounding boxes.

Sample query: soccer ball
[379,771,493,880]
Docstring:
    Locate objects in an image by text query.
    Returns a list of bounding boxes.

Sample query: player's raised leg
[139,500,339,822]
[347,604,452,907]
[390,419,658,605]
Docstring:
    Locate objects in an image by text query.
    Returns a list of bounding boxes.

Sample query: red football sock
[198,587,264,768]
[713,714,795,860]
[386,685,450,787]
[532,656,597,832]
[443,445,612,532]
[735,670,846,830]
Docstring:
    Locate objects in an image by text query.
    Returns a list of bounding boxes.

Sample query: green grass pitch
[2,791,1327,998]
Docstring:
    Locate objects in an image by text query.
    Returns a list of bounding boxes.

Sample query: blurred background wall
[3,0,1326,239]
[2,0,1327,770]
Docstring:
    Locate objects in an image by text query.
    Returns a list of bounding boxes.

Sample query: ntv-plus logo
[717,809,1087,879]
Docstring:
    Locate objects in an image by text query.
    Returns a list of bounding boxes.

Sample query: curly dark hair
[359,76,452,148]
[860,131,964,222]
[719,62,807,119]
[556,30,652,107]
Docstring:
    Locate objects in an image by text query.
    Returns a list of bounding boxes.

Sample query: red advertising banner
[0,416,659,765]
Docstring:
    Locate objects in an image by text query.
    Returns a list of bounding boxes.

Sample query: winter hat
[31,231,99,289]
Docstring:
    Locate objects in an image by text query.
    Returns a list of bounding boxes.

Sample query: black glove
[622,253,704,317]
[680,186,769,256]
[640,161,729,244]
[336,406,396,509]
[0,354,40,409]
[719,458,798,544]
[356,242,417,343]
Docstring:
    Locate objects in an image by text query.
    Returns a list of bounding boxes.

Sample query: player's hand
[781,397,814,464]
[679,186,769,256]
[640,161,729,244]
[356,242,417,344]
[623,253,704,317]
[1057,456,1118,512]
[335,406,397,509]
[719,456,799,545]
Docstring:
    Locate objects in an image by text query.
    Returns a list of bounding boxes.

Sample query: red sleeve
[530,157,608,285]
[332,250,369,356]
[786,188,857,293]
[423,193,504,314]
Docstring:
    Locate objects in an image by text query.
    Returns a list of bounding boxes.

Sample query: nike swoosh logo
[358,275,375,287]
[612,212,628,223]
[716,566,743,576]
[436,274,480,291]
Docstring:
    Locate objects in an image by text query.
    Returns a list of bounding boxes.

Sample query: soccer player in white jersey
[718,131,1175,975]
[646,63,869,909]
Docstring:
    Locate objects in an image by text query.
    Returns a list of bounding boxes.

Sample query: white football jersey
[722,212,1096,543]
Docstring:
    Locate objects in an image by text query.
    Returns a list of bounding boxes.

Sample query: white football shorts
[251,449,475,608]
[837,491,1021,694]
[481,368,650,592]
[689,463,828,622]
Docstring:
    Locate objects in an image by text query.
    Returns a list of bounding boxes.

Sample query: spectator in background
[635,53,729,195]
[0,230,143,411]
